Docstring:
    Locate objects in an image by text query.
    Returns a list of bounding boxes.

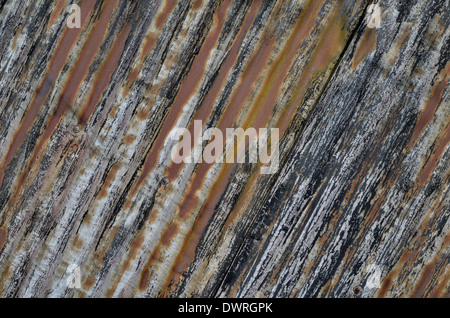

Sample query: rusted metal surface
[0,0,448,298]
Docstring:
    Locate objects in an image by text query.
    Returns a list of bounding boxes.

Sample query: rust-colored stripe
[0,227,7,251]
[410,71,449,148]
[140,33,157,64]
[98,162,123,200]
[411,263,435,298]
[161,223,179,246]
[193,0,203,11]
[156,0,178,30]
[352,27,377,70]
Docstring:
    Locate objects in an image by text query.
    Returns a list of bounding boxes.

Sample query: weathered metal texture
[0,0,448,298]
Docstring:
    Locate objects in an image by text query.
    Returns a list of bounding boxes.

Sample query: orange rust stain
[0,0,96,185]
[124,33,158,98]
[123,0,232,208]
[415,68,424,76]
[193,0,203,10]
[11,31,20,51]
[83,213,92,224]
[109,104,119,118]
[161,223,179,246]
[35,0,121,166]
[77,291,87,298]
[224,2,347,237]
[54,0,121,126]
[411,263,435,298]
[213,40,275,137]
[352,27,377,70]
[318,279,333,297]
[138,87,159,114]
[98,162,122,200]
[105,287,115,298]
[399,250,416,264]
[0,227,7,251]
[140,33,157,64]
[410,74,448,147]
[123,134,137,145]
[137,108,150,121]
[139,268,151,290]
[84,276,96,289]
[48,1,66,27]
[156,0,177,29]
[377,208,448,297]
[146,207,159,224]
[377,247,421,298]
[418,124,450,186]
[311,19,343,72]
[378,271,395,298]
[0,261,11,291]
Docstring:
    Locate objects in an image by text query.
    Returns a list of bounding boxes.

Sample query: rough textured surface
[0,0,448,298]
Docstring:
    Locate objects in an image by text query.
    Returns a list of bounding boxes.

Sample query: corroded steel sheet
[0,0,448,298]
